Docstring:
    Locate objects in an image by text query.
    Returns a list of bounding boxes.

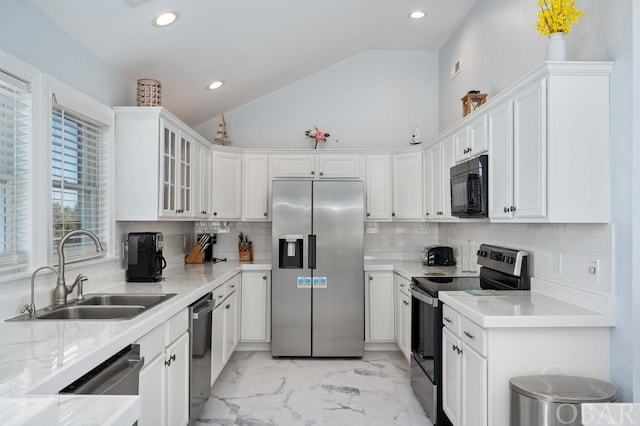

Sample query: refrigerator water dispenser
[279,235,303,269]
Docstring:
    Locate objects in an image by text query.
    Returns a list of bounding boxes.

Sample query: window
[0,72,30,274]
[51,104,107,262]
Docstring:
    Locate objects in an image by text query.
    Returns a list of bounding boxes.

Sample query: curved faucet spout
[54,229,104,305]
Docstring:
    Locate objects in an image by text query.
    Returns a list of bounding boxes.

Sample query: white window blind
[52,104,108,262]
[0,73,30,273]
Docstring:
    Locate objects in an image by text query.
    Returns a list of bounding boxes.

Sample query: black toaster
[423,246,456,266]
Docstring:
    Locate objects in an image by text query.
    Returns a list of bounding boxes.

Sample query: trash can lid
[509,375,616,404]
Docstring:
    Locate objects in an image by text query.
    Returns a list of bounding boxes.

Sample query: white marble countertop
[439,290,614,328]
[0,261,270,407]
[364,260,480,279]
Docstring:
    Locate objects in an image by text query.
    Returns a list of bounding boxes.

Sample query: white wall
[195,50,439,150]
[438,0,634,401]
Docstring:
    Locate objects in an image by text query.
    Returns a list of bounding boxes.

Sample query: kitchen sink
[36,305,146,320]
[5,293,177,321]
[77,293,176,309]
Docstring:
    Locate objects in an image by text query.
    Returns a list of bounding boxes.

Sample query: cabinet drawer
[210,284,225,305]
[442,305,461,336]
[461,316,487,356]
[225,274,240,296]
[137,323,165,362]
[166,309,189,345]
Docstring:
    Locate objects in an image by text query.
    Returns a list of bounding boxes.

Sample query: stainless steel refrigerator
[272,180,364,357]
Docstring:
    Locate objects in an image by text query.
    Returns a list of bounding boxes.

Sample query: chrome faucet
[53,229,104,305]
[21,266,62,318]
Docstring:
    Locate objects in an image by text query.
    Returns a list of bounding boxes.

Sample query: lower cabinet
[365,271,395,342]
[442,323,487,426]
[240,271,271,343]
[137,309,190,426]
[211,273,241,386]
[441,303,610,426]
[394,274,411,361]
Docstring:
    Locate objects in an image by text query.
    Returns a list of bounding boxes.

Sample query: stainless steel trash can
[510,375,616,426]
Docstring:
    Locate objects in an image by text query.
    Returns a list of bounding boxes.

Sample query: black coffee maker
[127,232,167,282]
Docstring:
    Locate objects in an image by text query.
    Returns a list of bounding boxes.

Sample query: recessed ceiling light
[409,10,426,19]
[153,11,179,27]
[208,81,224,90]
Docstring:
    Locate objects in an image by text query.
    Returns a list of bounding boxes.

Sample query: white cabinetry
[211,150,242,220]
[394,274,411,361]
[365,271,395,342]
[137,309,190,426]
[391,151,423,220]
[440,303,609,426]
[424,137,457,220]
[211,273,241,385]
[365,155,391,221]
[487,62,613,222]
[272,153,361,179]
[442,305,487,426]
[240,271,271,343]
[242,154,270,220]
[193,142,211,219]
[455,116,488,163]
[115,107,206,220]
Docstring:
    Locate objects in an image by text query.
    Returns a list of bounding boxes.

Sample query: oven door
[411,285,438,381]
[410,283,440,422]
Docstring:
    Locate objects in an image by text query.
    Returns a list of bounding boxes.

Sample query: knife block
[239,242,253,261]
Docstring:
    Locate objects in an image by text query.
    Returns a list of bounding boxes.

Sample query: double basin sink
[8,293,177,321]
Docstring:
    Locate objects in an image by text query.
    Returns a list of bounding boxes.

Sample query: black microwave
[450,154,488,218]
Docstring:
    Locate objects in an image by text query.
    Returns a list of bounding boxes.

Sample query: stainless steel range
[410,244,529,425]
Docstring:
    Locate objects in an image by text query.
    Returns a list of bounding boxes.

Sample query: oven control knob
[504,256,514,264]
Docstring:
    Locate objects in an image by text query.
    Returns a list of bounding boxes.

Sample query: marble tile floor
[193,351,432,426]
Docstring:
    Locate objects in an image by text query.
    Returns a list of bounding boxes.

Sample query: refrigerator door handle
[308,234,316,269]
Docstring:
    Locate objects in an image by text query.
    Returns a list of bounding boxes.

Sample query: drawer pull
[443,316,452,323]
[464,331,475,339]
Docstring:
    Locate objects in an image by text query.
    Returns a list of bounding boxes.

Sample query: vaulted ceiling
[26,0,477,127]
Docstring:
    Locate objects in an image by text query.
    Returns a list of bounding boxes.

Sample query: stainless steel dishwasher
[59,344,144,395]
[190,292,215,423]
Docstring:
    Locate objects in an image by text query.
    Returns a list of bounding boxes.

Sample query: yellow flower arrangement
[536,0,583,36]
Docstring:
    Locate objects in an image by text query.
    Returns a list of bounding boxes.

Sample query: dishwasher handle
[60,344,144,395]
[192,300,215,320]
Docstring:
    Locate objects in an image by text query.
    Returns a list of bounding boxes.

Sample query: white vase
[547,32,567,61]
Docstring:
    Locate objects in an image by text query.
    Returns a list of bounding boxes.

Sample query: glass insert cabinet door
[161,123,177,216]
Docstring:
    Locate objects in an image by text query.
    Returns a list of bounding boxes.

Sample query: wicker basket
[136,79,162,106]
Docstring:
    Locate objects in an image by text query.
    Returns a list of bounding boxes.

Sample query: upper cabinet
[243,153,270,220]
[114,107,207,221]
[365,155,391,221]
[211,150,243,220]
[391,151,423,220]
[454,115,488,163]
[486,62,613,223]
[271,153,361,179]
[424,136,457,221]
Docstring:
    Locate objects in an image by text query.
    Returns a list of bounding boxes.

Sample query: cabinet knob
[319,172,324,176]
[367,212,371,217]
[392,212,396,217]
[263,212,268,216]
[213,212,218,216]
[311,171,315,175]
[369,275,373,281]
[425,212,430,216]
[504,207,509,213]
[262,275,267,280]
[225,304,231,309]
[510,206,516,212]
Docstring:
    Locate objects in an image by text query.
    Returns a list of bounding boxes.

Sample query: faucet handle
[72,274,88,301]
